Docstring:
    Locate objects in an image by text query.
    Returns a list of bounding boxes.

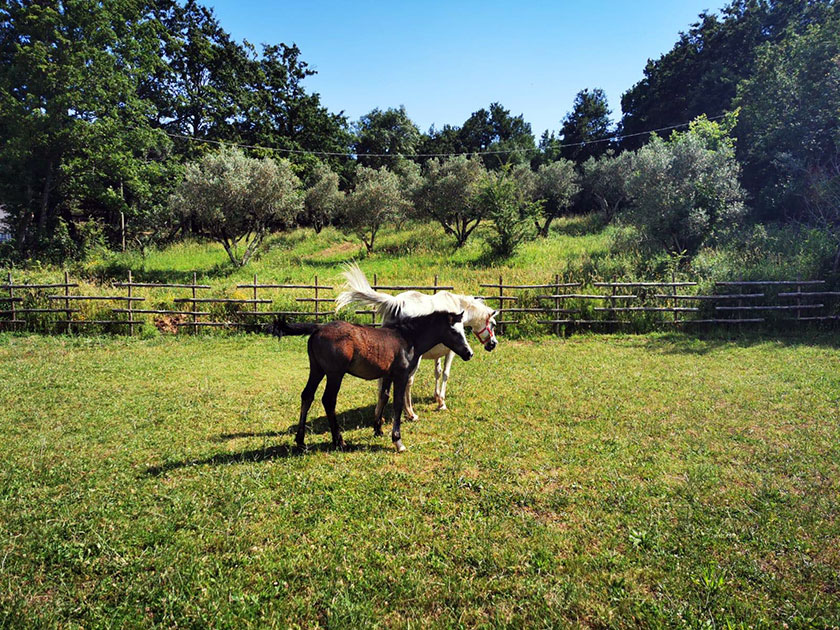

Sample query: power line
[159,114,729,159]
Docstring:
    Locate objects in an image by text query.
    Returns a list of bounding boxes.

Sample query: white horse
[335,263,498,421]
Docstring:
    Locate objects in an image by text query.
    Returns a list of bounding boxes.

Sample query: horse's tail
[267,319,321,338]
[335,262,402,319]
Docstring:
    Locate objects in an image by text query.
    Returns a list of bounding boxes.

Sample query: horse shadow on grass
[145,403,390,477]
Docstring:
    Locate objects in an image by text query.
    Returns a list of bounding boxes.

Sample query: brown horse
[270,311,473,452]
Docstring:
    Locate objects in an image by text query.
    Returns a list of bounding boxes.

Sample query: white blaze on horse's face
[447,312,473,361]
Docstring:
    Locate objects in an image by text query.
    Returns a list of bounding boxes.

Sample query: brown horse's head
[442,311,473,361]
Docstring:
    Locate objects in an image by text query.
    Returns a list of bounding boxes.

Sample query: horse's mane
[383,310,452,337]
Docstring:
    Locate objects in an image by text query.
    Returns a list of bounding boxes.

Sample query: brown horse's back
[309,321,406,380]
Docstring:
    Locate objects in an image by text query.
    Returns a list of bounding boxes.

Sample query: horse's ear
[449,311,464,324]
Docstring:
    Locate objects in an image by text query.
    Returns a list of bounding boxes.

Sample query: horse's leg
[391,377,408,453]
[297,364,325,448]
[374,377,391,437]
[374,377,388,427]
[322,373,346,449]
[433,358,443,409]
[404,364,420,422]
[436,351,456,411]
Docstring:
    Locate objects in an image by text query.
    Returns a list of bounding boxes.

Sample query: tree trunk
[35,160,55,242]
[221,239,240,267]
[240,231,265,267]
[539,216,553,237]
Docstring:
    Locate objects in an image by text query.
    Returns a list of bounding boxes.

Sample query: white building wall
[0,206,10,242]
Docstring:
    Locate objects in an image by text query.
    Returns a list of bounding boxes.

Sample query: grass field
[1,331,839,628]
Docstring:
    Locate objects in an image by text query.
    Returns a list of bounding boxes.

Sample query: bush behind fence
[1,270,838,337]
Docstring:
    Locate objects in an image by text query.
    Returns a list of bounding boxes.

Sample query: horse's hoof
[394,440,406,453]
[407,414,419,422]
[436,404,447,411]
[374,428,384,437]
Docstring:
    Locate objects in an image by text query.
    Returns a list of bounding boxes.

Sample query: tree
[619,0,832,150]
[414,156,486,248]
[0,0,175,256]
[458,103,535,169]
[477,168,541,258]
[622,118,746,256]
[145,0,253,152]
[558,88,613,164]
[417,124,463,166]
[353,106,421,170]
[170,147,302,266]
[302,163,342,233]
[580,151,634,221]
[532,160,580,236]
[735,10,840,221]
[238,43,352,176]
[802,156,840,271]
[343,166,410,253]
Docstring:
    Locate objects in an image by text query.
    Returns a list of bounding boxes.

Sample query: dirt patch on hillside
[154,314,184,334]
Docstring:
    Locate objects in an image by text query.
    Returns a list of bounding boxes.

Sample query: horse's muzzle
[484,339,497,352]
[460,349,474,361]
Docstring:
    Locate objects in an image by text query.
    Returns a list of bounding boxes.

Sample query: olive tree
[580,150,634,221]
[532,159,580,236]
[343,166,410,253]
[171,146,302,267]
[302,163,342,233]
[622,124,746,256]
[414,156,486,247]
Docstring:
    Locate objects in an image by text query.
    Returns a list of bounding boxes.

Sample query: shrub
[477,168,541,258]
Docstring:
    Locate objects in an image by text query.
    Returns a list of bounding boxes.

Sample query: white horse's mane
[335,262,493,328]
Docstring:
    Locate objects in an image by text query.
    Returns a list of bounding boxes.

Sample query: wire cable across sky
[159,114,728,159]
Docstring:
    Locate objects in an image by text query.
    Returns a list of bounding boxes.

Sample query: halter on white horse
[335,263,498,419]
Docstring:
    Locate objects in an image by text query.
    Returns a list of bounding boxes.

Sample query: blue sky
[208,1,726,137]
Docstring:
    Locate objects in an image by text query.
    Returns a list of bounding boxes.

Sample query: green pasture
[1,331,838,628]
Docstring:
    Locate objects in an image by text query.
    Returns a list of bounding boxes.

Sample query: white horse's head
[461,297,499,352]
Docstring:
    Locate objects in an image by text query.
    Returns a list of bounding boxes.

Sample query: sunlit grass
[79,217,621,291]
[1,332,838,627]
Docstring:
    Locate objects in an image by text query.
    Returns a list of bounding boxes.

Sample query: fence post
[7,271,15,330]
[372,274,378,326]
[253,274,259,317]
[498,274,504,336]
[671,269,679,325]
[191,271,198,333]
[127,270,135,336]
[64,270,71,334]
[554,273,560,336]
[314,275,320,321]
[796,279,802,322]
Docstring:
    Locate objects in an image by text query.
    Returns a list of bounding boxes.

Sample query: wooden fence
[1,271,838,336]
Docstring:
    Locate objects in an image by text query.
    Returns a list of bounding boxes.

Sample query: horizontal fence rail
[1,270,838,336]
